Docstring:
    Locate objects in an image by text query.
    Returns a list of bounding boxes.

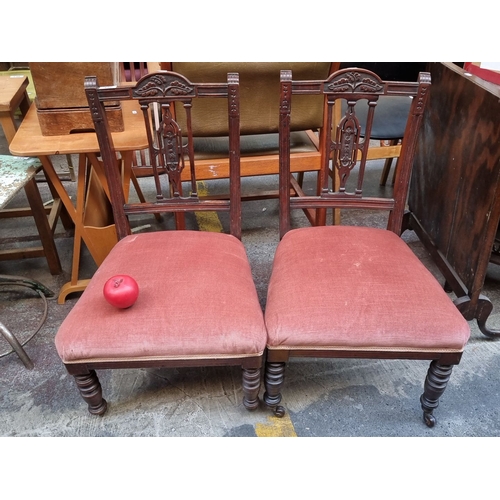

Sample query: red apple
[103,275,139,309]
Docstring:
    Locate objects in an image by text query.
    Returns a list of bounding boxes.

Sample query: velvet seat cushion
[265,226,470,352]
[55,231,267,364]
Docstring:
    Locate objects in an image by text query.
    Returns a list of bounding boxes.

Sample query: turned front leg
[420,361,453,428]
[242,367,261,411]
[263,362,286,417]
[74,370,108,416]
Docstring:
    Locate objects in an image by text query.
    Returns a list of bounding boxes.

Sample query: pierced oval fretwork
[159,106,185,197]
[333,104,362,192]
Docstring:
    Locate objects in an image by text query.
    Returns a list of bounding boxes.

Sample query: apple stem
[113,278,123,287]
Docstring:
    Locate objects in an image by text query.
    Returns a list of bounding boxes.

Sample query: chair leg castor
[272,405,286,418]
[423,412,436,428]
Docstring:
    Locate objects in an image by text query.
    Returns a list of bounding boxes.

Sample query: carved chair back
[84,71,241,239]
[278,68,431,238]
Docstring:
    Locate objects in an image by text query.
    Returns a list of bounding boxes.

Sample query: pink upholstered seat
[265,226,470,352]
[56,231,266,363]
[263,67,471,428]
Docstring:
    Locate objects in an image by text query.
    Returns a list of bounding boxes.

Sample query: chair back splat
[264,68,471,427]
[54,71,267,417]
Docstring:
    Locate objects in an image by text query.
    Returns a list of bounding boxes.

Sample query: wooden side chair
[263,68,471,427]
[54,70,267,415]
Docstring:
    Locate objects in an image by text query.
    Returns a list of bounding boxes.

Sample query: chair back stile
[84,71,242,240]
[84,79,130,240]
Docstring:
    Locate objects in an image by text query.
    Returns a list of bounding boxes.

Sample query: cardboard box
[30,62,124,136]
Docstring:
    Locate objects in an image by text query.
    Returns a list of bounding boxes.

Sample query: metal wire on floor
[0,274,54,368]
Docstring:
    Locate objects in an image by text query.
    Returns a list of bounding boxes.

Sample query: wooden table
[407,62,500,339]
[9,100,148,303]
[0,74,30,144]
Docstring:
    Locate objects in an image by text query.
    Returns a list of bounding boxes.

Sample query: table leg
[38,155,77,223]
[39,168,73,231]
[57,154,93,304]
[18,90,30,117]
[0,112,18,145]
[57,151,136,303]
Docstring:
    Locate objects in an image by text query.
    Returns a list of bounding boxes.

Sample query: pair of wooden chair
[54,67,470,428]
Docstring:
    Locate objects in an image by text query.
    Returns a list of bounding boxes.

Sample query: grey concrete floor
[1,122,500,443]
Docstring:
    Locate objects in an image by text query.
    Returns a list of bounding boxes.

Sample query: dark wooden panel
[409,62,500,336]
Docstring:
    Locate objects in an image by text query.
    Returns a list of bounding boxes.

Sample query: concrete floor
[1,122,500,440]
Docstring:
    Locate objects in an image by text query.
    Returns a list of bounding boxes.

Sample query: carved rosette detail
[84,77,100,121]
[87,93,98,119]
[327,72,383,94]
[280,83,291,113]
[229,87,238,115]
[134,75,194,98]
[415,85,428,113]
